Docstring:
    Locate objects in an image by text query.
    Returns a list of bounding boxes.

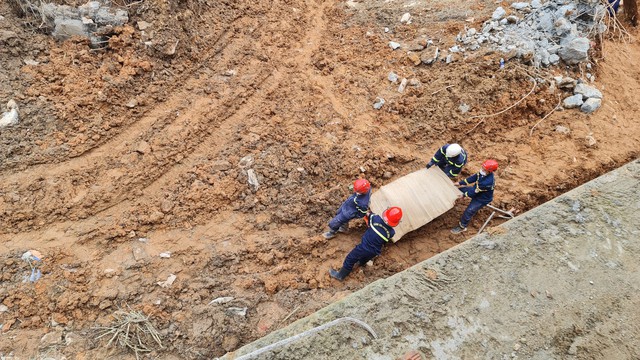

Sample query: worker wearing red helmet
[323,179,372,239]
[329,207,402,281]
[451,159,498,234]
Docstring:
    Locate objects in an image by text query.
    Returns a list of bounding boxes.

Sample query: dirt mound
[1,0,640,358]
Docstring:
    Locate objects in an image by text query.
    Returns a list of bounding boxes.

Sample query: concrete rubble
[453,0,608,67]
[37,0,128,45]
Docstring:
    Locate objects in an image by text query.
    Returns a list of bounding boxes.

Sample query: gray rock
[247,169,260,191]
[0,100,19,128]
[531,0,543,8]
[563,94,584,108]
[500,18,509,25]
[53,18,87,40]
[549,54,560,64]
[558,37,590,65]
[558,77,577,89]
[238,155,254,169]
[492,7,507,20]
[459,103,471,114]
[555,125,571,134]
[373,98,385,109]
[511,2,530,10]
[0,304,8,312]
[388,72,399,83]
[581,98,601,113]
[397,78,408,93]
[446,54,454,64]
[467,28,477,37]
[389,41,401,50]
[574,83,603,99]
[547,45,562,54]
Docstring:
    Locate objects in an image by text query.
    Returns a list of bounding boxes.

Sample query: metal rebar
[478,211,496,234]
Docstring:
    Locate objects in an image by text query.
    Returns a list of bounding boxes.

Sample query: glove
[426,161,434,169]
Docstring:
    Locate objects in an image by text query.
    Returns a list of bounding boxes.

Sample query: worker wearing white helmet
[426,143,468,178]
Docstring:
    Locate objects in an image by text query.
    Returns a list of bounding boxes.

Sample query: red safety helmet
[353,179,371,194]
[382,207,403,227]
[482,159,499,173]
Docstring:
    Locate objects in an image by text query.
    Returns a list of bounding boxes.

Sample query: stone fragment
[555,125,571,134]
[492,7,506,20]
[581,98,601,113]
[574,83,603,99]
[388,72,398,83]
[373,98,385,109]
[558,37,590,65]
[421,47,439,65]
[511,2,530,10]
[398,78,408,93]
[247,169,259,191]
[389,41,401,50]
[563,94,583,108]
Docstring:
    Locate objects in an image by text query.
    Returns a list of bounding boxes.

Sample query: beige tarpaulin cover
[370,167,462,242]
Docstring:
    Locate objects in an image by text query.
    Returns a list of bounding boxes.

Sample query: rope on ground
[464,75,537,135]
[230,317,378,360]
[529,96,562,136]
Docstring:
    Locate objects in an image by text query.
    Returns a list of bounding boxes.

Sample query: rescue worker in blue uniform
[451,159,498,234]
[426,143,468,178]
[329,207,403,281]
[323,179,372,239]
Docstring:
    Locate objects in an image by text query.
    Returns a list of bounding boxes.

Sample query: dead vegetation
[95,308,163,359]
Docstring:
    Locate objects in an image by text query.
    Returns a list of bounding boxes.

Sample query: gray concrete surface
[222,159,640,360]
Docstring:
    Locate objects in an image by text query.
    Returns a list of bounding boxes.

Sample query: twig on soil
[430,85,454,95]
[464,75,537,135]
[530,96,562,136]
[95,307,163,360]
[278,305,302,326]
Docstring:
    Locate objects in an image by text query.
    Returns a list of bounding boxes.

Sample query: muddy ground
[0,0,639,358]
[226,159,640,360]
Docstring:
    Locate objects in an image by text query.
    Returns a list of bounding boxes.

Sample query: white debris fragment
[157,274,177,288]
[209,297,234,305]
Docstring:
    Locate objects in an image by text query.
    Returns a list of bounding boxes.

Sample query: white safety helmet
[445,143,462,158]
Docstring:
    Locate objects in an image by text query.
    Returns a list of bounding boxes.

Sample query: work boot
[329,267,351,281]
[323,230,337,239]
[451,225,467,234]
[337,224,349,233]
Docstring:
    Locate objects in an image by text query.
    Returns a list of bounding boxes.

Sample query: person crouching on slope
[426,143,468,178]
[323,178,371,239]
[329,207,403,281]
[451,159,498,234]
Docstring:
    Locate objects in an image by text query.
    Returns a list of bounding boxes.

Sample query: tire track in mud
[0,2,326,235]
[0,27,277,233]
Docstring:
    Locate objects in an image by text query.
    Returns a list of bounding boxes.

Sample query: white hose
[228,317,378,360]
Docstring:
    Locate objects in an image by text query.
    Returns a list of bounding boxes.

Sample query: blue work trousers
[342,243,380,272]
[329,205,358,231]
[460,199,490,228]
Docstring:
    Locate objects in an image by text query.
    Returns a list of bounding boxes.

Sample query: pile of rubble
[18,0,128,45]
[456,0,608,67]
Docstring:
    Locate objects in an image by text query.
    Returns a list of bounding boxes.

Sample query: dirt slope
[0,0,639,358]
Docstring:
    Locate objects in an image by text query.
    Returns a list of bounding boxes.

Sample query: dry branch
[95,307,163,360]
